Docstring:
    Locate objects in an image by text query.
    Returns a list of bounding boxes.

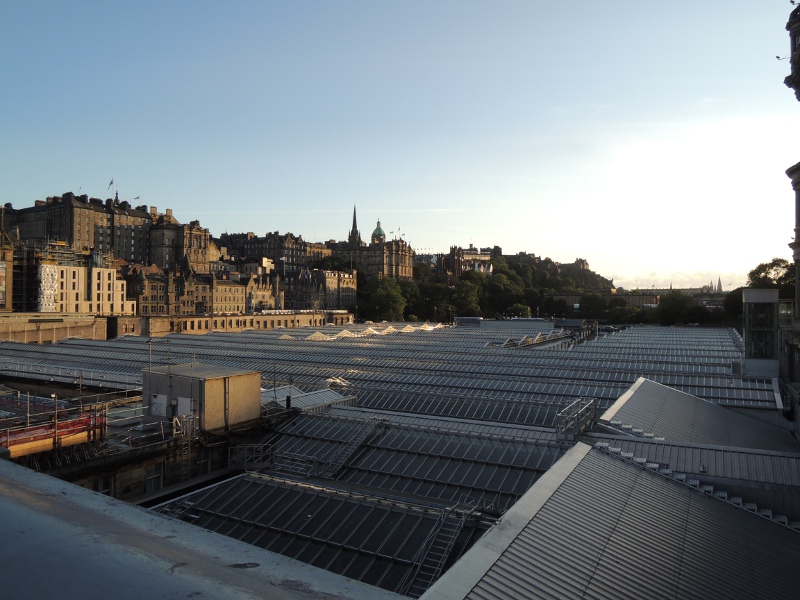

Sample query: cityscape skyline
[2,2,796,290]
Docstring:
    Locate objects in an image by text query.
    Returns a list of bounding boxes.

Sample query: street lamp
[279,256,286,309]
[51,394,58,447]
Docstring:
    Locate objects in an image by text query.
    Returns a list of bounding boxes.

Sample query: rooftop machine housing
[142,362,261,432]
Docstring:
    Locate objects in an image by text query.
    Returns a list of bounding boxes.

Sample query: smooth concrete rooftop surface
[146,361,260,379]
[0,458,402,600]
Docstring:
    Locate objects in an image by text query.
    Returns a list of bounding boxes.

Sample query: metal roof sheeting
[599,378,798,453]
[427,444,800,600]
[0,325,769,409]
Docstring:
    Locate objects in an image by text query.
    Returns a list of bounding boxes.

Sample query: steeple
[717,277,723,292]
[348,205,361,247]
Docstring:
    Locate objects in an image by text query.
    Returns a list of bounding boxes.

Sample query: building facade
[7,192,153,263]
[286,268,357,312]
[330,207,415,280]
[12,243,134,315]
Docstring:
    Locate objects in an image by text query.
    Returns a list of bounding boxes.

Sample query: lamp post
[51,393,58,448]
[279,256,286,310]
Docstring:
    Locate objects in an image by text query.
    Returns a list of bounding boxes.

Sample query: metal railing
[1,361,140,390]
[556,397,597,437]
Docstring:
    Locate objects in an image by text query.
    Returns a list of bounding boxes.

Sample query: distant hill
[504,253,614,294]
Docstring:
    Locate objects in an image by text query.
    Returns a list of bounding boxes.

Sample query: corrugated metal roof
[599,378,798,453]
[263,387,355,411]
[585,435,800,523]
[586,436,800,485]
[425,444,800,600]
[328,405,561,443]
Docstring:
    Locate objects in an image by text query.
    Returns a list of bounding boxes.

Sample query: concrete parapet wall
[0,315,107,343]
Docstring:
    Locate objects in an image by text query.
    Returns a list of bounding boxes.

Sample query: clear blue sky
[2,1,797,290]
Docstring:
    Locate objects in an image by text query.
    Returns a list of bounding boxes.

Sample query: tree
[523,288,542,316]
[413,262,433,281]
[608,297,627,309]
[724,287,745,321]
[542,297,571,318]
[358,275,407,321]
[397,279,422,320]
[507,303,531,318]
[371,277,406,321]
[452,280,482,316]
[487,273,524,317]
[747,258,794,299]
[579,294,606,318]
[418,281,451,321]
[310,256,349,271]
[656,291,694,325]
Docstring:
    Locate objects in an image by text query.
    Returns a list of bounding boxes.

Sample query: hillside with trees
[316,253,787,326]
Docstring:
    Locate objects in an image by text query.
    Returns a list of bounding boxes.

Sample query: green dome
[372,220,385,238]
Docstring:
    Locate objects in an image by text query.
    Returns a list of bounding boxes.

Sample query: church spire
[348,205,361,247]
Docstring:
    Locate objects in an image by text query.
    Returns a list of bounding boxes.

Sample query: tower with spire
[348,206,361,249]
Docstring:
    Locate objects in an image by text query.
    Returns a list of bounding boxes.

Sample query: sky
[1,1,798,290]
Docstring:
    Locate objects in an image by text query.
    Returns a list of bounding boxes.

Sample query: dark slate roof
[598,378,798,453]
[425,443,800,600]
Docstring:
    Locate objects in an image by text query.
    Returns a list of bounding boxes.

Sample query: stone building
[286,268,356,312]
[446,244,494,278]
[244,274,278,313]
[129,265,278,317]
[0,220,15,313]
[221,230,331,275]
[149,213,219,275]
[12,243,134,315]
[6,192,152,264]
[210,277,248,314]
[330,207,414,280]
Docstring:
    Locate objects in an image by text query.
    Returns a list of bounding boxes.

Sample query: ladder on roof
[316,418,381,478]
[398,508,468,598]
[273,451,316,476]
[173,415,198,481]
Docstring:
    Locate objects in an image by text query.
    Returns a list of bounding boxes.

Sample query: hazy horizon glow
[2,1,797,291]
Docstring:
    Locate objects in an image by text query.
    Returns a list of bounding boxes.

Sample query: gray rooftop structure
[0,325,777,409]
[147,361,259,379]
[599,378,798,452]
[2,323,799,599]
[0,458,400,600]
[425,443,800,600]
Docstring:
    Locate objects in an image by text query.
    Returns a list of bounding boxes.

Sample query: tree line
[313,255,794,326]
